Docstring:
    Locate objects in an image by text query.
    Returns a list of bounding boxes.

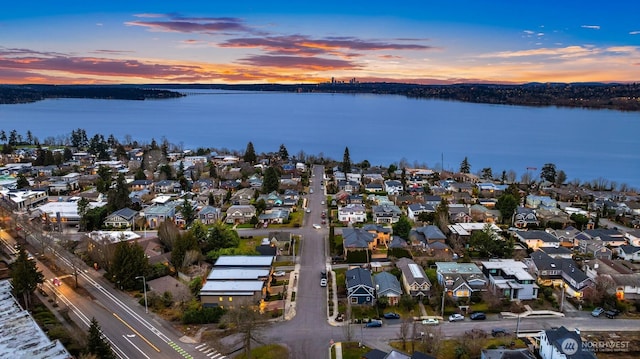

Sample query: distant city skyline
[2,1,640,85]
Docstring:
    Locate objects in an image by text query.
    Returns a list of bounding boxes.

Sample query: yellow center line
[112,313,161,353]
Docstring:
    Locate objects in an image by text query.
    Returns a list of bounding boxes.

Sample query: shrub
[182,306,226,324]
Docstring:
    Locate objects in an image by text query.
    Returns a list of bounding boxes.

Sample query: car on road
[491,328,508,337]
[306,208,311,213]
[321,270,327,279]
[366,320,382,328]
[313,224,321,229]
[274,271,286,277]
[422,318,439,325]
[321,219,326,224]
[320,278,327,287]
[470,312,486,320]
[383,312,400,319]
[591,307,604,317]
[605,309,620,319]
[321,201,325,205]
[52,277,62,287]
[448,313,464,322]
[310,189,313,194]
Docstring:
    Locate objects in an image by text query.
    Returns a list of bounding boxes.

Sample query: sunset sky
[2,1,639,85]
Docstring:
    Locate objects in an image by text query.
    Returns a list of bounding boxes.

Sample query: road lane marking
[122,334,151,359]
[113,313,160,353]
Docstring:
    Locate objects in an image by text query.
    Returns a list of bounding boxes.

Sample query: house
[617,245,640,261]
[396,257,431,298]
[258,208,290,224]
[346,267,375,305]
[1,189,48,211]
[225,205,256,224]
[198,205,221,225]
[410,225,447,247]
[142,202,178,229]
[448,204,472,223]
[343,228,376,253]
[514,230,560,250]
[374,271,402,306]
[525,195,557,209]
[537,246,573,259]
[372,204,402,224]
[625,229,640,246]
[384,180,403,195]
[436,262,486,299]
[580,228,627,247]
[407,203,435,221]
[230,188,256,205]
[538,326,596,359]
[363,349,435,359]
[362,224,392,248]
[481,259,538,301]
[365,182,384,193]
[154,179,181,193]
[337,180,360,193]
[513,207,539,228]
[583,258,640,300]
[579,240,613,260]
[129,179,153,192]
[103,208,138,229]
[525,251,593,298]
[338,204,367,224]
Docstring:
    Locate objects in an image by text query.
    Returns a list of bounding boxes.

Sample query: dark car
[366,320,382,328]
[605,309,620,319]
[470,312,487,320]
[491,328,508,337]
[383,312,400,319]
[320,270,327,279]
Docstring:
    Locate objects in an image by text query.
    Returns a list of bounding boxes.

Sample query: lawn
[235,344,289,359]
[339,342,371,359]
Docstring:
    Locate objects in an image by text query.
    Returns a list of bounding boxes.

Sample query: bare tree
[221,307,267,359]
[520,172,533,185]
[398,318,412,351]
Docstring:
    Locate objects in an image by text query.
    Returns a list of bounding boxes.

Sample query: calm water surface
[0,90,638,188]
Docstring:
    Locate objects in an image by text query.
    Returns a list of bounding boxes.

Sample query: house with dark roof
[538,246,573,259]
[580,228,627,247]
[525,251,593,298]
[384,180,403,195]
[481,259,538,301]
[374,271,402,306]
[343,228,376,254]
[515,230,560,250]
[346,267,375,305]
[362,224,392,248]
[225,205,256,224]
[103,207,138,229]
[514,207,539,228]
[409,225,447,247]
[396,258,431,298]
[198,205,221,225]
[539,326,596,359]
[617,245,640,261]
[363,349,435,359]
[481,348,535,359]
[338,204,367,224]
[407,203,435,221]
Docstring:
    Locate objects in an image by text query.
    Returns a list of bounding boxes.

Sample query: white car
[422,318,439,325]
[274,271,286,277]
[320,278,327,287]
[313,224,321,229]
[448,313,464,322]
[306,208,311,213]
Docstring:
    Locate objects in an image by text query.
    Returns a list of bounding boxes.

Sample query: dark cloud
[237,55,358,70]
[126,14,253,34]
[220,35,431,57]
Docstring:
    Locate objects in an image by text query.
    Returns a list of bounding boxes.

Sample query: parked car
[383,312,400,319]
[366,320,382,328]
[422,318,439,325]
[321,270,327,279]
[274,271,286,277]
[448,313,464,322]
[591,307,604,317]
[320,278,327,287]
[605,309,620,319]
[470,312,487,320]
[313,224,321,229]
[306,208,311,213]
[491,328,508,337]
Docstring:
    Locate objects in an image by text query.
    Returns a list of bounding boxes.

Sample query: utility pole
[441,287,446,316]
[136,275,148,313]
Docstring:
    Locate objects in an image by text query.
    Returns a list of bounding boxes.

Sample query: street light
[136,275,148,313]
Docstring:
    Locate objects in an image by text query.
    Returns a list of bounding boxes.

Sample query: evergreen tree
[109,241,149,290]
[171,231,200,271]
[134,167,146,180]
[278,144,289,161]
[243,141,257,164]
[496,193,519,225]
[459,157,471,174]
[16,174,29,189]
[179,198,196,227]
[10,247,44,310]
[540,163,557,183]
[392,215,412,240]
[263,166,280,193]
[107,173,131,212]
[86,318,115,359]
[342,147,352,173]
[96,166,112,194]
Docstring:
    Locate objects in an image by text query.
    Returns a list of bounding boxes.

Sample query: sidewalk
[283,263,300,320]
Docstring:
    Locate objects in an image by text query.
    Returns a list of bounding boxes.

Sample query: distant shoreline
[2,82,640,111]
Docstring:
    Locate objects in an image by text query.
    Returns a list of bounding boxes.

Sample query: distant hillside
[2,82,640,111]
[147,82,640,112]
[0,85,184,104]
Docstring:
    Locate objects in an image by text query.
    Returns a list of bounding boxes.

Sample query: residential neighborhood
[0,132,639,358]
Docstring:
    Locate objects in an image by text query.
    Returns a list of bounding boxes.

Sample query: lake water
[0,90,639,189]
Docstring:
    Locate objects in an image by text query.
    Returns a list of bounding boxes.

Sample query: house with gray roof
[410,225,447,246]
[525,251,593,298]
[103,207,138,229]
[225,204,256,224]
[407,203,435,221]
[515,230,560,250]
[346,267,375,305]
[539,326,596,359]
[384,180,403,195]
[372,204,402,224]
[198,205,221,224]
[338,203,366,223]
[343,228,376,255]
[481,259,538,301]
[617,245,640,261]
[374,271,402,306]
[396,258,431,298]
[142,201,178,229]
[436,262,486,299]
[513,207,539,228]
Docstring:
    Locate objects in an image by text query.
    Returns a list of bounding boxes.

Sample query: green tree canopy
[392,215,412,240]
[171,231,200,271]
[459,156,471,174]
[179,198,196,227]
[496,193,519,225]
[278,144,289,161]
[262,166,280,193]
[201,221,240,254]
[108,241,150,290]
[10,247,44,309]
[342,147,351,173]
[107,173,131,212]
[243,141,257,164]
[86,318,115,359]
[540,163,557,183]
[570,213,590,230]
